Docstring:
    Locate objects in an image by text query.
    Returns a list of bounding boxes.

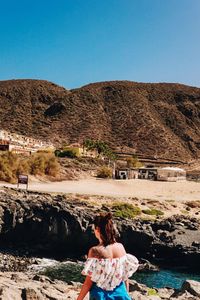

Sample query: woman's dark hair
[93,212,117,246]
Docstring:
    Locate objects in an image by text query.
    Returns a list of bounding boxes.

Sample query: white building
[0,129,54,154]
[157,167,186,182]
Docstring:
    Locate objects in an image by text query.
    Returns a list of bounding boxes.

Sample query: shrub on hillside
[0,166,15,183]
[30,153,46,175]
[45,155,60,176]
[0,152,20,183]
[0,151,60,183]
[62,150,77,158]
[55,148,79,158]
[126,156,143,168]
[16,159,30,176]
[30,153,60,176]
[97,166,112,178]
[55,150,61,157]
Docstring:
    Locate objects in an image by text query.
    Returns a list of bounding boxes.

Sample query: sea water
[40,262,200,290]
[132,268,200,289]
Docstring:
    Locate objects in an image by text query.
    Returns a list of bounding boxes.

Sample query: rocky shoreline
[0,272,200,299]
[0,187,199,268]
[0,187,200,299]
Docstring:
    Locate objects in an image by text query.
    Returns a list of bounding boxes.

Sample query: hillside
[0,79,200,162]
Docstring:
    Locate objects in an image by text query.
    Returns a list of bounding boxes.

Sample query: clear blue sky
[0,0,200,89]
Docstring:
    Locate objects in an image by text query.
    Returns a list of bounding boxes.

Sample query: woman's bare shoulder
[115,242,125,248]
[88,243,126,259]
[112,242,126,257]
[88,246,103,258]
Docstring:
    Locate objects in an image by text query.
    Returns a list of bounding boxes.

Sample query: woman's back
[77,213,139,300]
[82,248,138,291]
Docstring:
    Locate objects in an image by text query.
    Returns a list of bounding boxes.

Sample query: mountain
[0,79,200,162]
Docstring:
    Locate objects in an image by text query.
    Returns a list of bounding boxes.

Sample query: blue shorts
[89,282,131,300]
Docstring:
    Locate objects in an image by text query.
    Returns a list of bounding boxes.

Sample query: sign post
[17,175,28,190]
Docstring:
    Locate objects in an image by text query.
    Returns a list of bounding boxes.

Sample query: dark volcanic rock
[181,280,200,297]
[0,188,200,270]
[138,259,159,272]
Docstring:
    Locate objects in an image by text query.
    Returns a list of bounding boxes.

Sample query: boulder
[129,280,148,293]
[138,259,159,272]
[181,280,200,297]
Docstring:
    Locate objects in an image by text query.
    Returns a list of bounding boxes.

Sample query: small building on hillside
[62,143,99,158]
[115,168,138,179]
[138,167,157,180]
[138,166,186,181]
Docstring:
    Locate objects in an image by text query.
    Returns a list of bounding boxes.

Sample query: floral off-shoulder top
[81,254,139,291]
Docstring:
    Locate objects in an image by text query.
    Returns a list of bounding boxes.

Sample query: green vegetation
[142,208,164,216]
[97,166,112,178]
[55,147,80,158]
[0,151,60,183]
[83,139,116,160]
[41,263,84,283]
[126,155,143,168]
[180,209,189,215]
[147,288,158,296]
[112,202,141,219]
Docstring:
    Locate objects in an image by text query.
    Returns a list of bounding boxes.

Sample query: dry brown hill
[0,79,200,162]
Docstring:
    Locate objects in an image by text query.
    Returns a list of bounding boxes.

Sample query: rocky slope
[0,188,199,270]
[0,79,200,161]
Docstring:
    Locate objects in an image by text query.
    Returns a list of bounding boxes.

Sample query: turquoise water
[41,262,200,290]
[132,269,200,289]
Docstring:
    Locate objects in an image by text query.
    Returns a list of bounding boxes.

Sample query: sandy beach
[1,179,199,201]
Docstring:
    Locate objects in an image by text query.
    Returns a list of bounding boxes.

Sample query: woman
[77,212,139,300]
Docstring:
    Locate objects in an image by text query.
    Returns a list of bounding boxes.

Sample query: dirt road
[1,179,199,201]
